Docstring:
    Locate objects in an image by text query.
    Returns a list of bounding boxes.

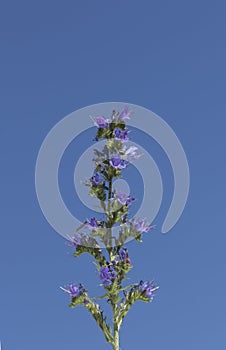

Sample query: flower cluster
[114,128,129,142]
[91,172,104,186]
[60,283,86,298]
[100,265,116,286]
[110,154,127,169]
[86,217,104,230]
[138,280,159,300]
[93,106,132,130]
[118,247,129,263]
[67,231,93,250]
[94,116,109,129]
[117,105,133,121]
[66,232,85,248]
[131,218,154,233]
[111,192,135,206]
[61,106,159,350]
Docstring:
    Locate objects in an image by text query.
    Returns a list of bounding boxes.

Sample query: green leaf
[69,294,85,308]
[74,245,106,266]
[85,300,114,345]
[94,293,109,300]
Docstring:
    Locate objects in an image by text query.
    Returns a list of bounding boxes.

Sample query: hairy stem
[113,328,119,350]
[112,304,121,350]
[107,175,113,254]
[100,200,107,213]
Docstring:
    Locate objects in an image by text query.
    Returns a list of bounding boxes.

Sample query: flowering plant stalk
[61,106,159,350]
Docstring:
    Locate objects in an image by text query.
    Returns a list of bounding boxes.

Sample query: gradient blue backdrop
[1,1,226,349]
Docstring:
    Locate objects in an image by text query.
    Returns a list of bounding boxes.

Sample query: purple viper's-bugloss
[113,128,129,142]
[110,154,127,169]
[118,247,128,262]
[100,266,116,286]
[91,172,102,186]
[118,105,133,120]
[86,217,99,229]
[94,116,109,128]
[131,218,154,233]
[125,146,143,161]
[113,192,135,206]
[61,106,159,350]
[139,280,159,300]
[60,283,86,298]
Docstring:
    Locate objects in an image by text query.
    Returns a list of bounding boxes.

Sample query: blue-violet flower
[113,192,135,206]
[118,247,127,262]
[131,218,153,233]
[60,283,86,297]
[139,280,159,300]
[125,146,142,161]
[86,217,99,230]
[94,116,109,128]
[100,266,116,286]
[110,155,127,169]
[91,172,102,186]
[114,128,129,142]
[118,106,133,120]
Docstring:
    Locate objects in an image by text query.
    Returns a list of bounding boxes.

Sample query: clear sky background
[1,1,226,349]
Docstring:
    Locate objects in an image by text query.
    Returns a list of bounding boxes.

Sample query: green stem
[106,227,113,260]
[113,328,119,350]
[105,168,121,348]
[112,305,121,350]
[107,177,112,212]
[85,301,114,345]
[107,176,113,254]
[100,200,107,213]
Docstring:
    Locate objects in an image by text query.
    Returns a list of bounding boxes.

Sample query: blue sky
[1,1,226,349]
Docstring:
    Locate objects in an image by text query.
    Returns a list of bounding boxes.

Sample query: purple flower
[114,128,122,139]
[118,247,127,262]
[93,116,109,128]
[91,172,101,186]
[117,192,135,206]
[67,232,96,248]
[86,217,98,230]
[118,106,133,120]
[60,283,86,297]
[100,267,112,286]
[66,233,81,249]
[100,267,110,280]
[131,218,153,233]
[139,280,159,300]
[110,154,127,169]
[125,146,142,161]
[109,266,116,279]
[100,266,116,286]
[114,128,129,142]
